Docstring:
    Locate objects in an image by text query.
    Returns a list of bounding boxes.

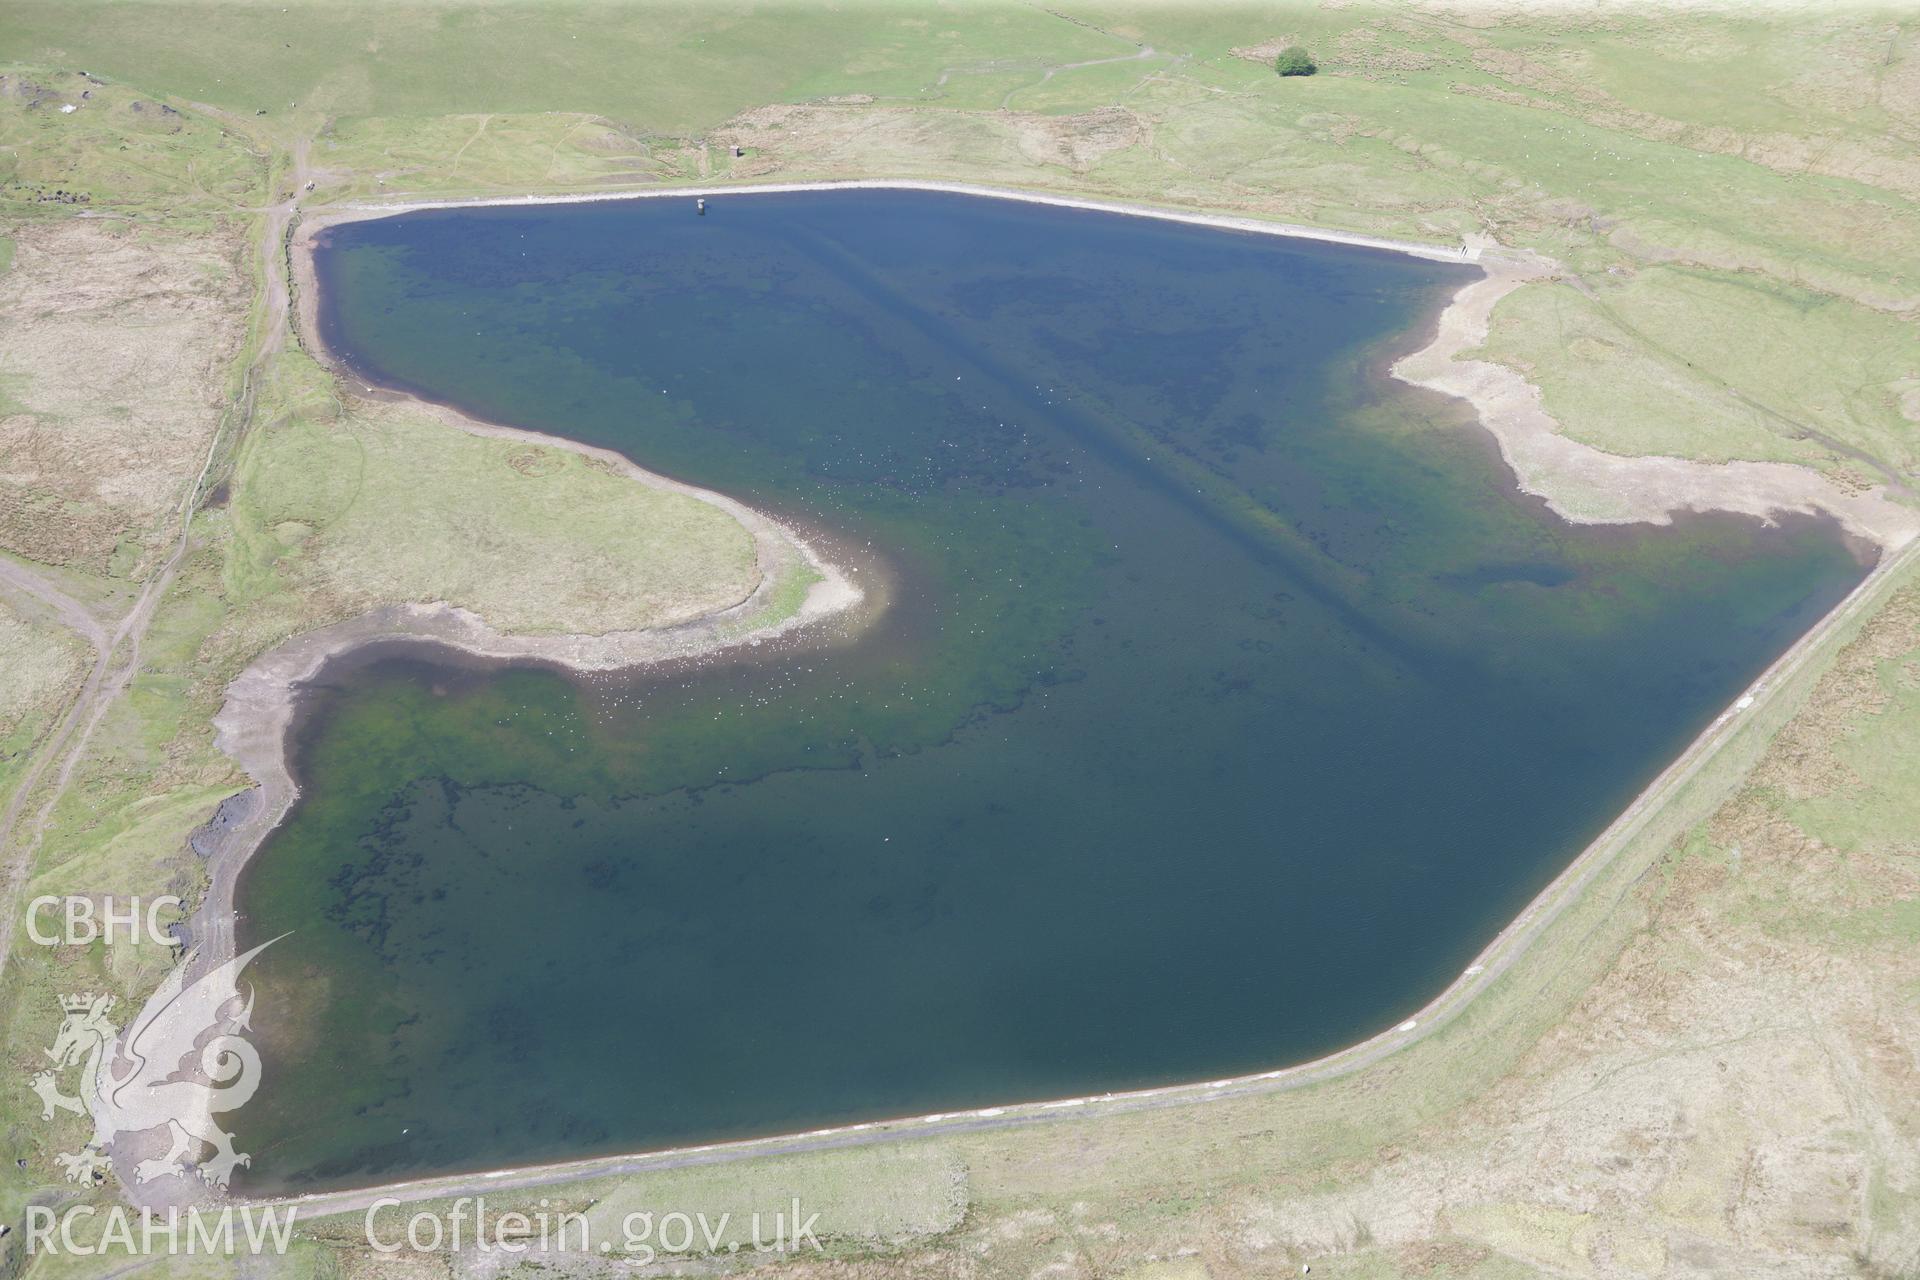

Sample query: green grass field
[0,595,85,813]
[227,351,761,639]
[2,3,1919,1276]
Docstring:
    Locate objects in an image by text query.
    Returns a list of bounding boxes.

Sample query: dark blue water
[233,191,1867,1192]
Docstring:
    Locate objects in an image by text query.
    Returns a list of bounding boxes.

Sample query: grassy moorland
[0,2,1917,1276]
[0,598,85,813]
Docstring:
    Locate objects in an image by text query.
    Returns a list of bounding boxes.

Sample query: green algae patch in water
[233,192,1868,1192]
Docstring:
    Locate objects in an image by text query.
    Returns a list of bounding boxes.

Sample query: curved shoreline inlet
[227,188,1875,1195]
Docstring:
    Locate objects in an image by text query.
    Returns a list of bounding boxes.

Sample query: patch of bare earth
[714,103,1147,178]
[1228,36,1300,65]
[0,219,248,575]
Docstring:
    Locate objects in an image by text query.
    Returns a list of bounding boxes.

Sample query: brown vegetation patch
[0,219,246,575]
[715,102,1146,178]
[1227,37,1299,66]
[1013,106,1145,172]
[1334,26,1440,75]
[1741,588,1920,804]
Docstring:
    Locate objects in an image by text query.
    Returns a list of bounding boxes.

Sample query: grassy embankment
[0,3,1917,1275]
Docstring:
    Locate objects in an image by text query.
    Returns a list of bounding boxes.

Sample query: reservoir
[234,190,1867,1192]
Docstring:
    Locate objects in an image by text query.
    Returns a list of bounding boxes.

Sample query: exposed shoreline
[173,179,1917,1207]
[307,176,1920,548]
[302,177,1481,264]
[1396,251,1919,550]
[173,205,872,1007]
